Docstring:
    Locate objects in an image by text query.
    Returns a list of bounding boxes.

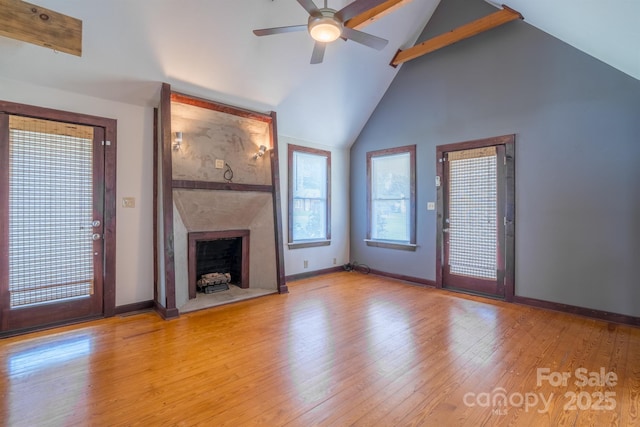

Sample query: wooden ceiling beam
[0,0,82,56]
[390,5,522,67]
[345,0,413,30]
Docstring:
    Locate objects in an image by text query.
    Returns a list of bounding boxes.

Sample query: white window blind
[8,116,95,308]
[448,147,497,279]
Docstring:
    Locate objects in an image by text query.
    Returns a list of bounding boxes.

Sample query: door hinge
[504,156,507,165]
[102,140,111,146]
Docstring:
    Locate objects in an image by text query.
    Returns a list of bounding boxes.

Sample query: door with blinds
[1,114,105,332]
[436,136,515,300]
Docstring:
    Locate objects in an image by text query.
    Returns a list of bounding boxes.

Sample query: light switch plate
[215,159,225,169]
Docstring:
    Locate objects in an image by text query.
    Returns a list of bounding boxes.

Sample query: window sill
[364,239,417,251]
[288,240,331,249]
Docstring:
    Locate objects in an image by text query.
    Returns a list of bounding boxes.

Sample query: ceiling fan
[253,0,391,64]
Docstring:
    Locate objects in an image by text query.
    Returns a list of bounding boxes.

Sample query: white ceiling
[0,0,638,149]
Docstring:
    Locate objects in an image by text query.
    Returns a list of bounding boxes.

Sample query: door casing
[436,134,515,301]
[0,101,117,335]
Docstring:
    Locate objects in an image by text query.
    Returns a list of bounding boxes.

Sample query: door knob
[92,233,101,241]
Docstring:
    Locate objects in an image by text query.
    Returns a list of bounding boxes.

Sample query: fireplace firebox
[188,230,250,299]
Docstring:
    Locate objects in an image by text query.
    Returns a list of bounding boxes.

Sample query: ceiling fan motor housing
[308,8,343,42]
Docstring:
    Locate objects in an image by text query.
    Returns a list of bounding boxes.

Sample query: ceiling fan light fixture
[308,13,342,43]
[253,1,391,64]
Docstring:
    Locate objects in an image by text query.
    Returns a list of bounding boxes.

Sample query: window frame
[366,145,417,251]
[287,144,331,249]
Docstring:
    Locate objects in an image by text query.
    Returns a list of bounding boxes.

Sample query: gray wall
[350,0,640,317]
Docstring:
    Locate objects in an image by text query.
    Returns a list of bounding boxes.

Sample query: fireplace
[188,230,250,299]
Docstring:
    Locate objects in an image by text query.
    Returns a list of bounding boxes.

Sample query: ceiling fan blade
[297,0,321,16]
[310,42,326,64]
[253,25,308,36]
[341,27,388,50]
[335,0,390,22]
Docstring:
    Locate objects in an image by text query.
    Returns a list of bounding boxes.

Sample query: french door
[1,113,106,332]
[436,135,515,300]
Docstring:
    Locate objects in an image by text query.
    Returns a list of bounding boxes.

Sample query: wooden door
[436,135,515,300]
[1,115,105,332]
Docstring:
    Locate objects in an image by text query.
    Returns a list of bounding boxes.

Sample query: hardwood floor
[1,272,639,426]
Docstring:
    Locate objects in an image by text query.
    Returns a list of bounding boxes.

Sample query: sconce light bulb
[254,145,268,159]
[173,131,183,151]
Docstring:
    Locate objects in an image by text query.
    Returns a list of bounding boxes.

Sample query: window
[366,145,416,250]
[288,144,331,248]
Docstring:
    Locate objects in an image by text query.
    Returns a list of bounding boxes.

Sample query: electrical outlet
[304,260,308,269]
[215,159,225,169]
[333,258,337,265]
[122,197,135,208]
[427,202,435,211]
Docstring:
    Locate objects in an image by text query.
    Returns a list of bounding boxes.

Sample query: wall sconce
[253,144,267,159]
[173,131,183,151]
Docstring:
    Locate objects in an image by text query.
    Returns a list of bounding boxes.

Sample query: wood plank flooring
[1,272,639,426]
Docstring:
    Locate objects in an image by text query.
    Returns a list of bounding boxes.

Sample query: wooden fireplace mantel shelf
[172,180,273,193]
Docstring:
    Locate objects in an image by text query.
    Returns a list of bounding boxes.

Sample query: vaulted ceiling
[0,0,638,148]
